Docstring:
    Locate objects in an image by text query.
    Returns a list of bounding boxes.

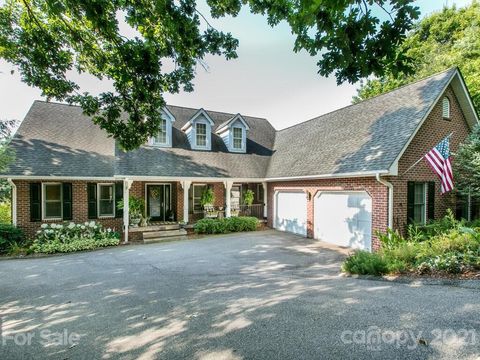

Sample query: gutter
[376,173,393,229]
[7,178,16,226]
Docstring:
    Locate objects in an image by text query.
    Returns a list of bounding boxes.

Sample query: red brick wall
[266,178,388,250]
[388,86,471,233]
[14,180,123,240]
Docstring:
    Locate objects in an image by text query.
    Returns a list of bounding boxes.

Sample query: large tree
[0,0,419,150]
[354,1,480,109]
[454,124,480,197]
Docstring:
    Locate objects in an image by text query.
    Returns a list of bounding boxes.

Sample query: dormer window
[232,127,243,150]
[215,114,249,153]
[149,108,175,147]
[153,119,167,145]
[180,108,214,151]
[196,123,207,147]
[442,97,450,119]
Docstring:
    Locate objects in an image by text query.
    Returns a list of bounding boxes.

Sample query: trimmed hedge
[194,216,258,234]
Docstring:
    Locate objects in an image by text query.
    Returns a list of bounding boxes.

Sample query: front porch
[121,179,267,242]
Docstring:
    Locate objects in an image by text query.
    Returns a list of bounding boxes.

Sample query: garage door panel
[314,192,372,250]
[275,191,307,236]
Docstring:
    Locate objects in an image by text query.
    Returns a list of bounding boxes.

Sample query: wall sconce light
[306,191,312,201]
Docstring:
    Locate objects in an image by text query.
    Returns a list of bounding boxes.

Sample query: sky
[0,0,473,130]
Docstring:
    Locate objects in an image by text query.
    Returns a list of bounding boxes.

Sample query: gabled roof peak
[180,108,215,131]
[215,113,250,134]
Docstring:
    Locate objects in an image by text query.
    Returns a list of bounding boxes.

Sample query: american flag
[424,135,453,194]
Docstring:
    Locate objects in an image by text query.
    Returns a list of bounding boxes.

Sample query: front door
[146,184,172,222]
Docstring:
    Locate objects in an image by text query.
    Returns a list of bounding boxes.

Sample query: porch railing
[237,204,264,219]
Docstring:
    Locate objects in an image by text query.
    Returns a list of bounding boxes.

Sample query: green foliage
[0,223,24,254]
[342,251,388,276]
[453,124,480,197]
[194,216,258,234]
[0,201,11,224]
[343,211,480,276]
[354,1,480,109]
[117,196,145,218]
[200,187,215,207]
[243,189,254,206]
[0,1,419,150]
[31,221,120,254]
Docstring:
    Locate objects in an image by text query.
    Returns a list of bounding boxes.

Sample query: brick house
[2,68,478,250]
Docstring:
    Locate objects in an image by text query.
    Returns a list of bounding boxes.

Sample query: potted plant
[201,187,218,218]
[117,196,145,227]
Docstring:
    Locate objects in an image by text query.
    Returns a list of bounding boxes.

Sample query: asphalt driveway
[0,230,479,359]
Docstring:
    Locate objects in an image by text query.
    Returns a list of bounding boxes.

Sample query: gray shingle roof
[3,68,464,180]
[7,101,116,177]
[266,68,458,178]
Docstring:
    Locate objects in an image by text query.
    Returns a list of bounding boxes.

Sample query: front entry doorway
[146,184,173,222]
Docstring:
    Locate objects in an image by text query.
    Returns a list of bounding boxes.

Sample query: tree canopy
[354,1,480,110]
[0,0,419,150]
[454,124,480,197]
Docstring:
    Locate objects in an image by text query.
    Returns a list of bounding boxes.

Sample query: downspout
[7,178,16,226]
[376,173,393,229]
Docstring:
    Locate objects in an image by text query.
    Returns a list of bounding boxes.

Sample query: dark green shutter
[407,181,415,224]
[87,183,97,219]
[115,182,123,218]
[62,183,73,220]
[30,183,41,222]
[427,182,435,221]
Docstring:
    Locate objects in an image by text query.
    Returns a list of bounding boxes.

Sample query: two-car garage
[274,190,372,251]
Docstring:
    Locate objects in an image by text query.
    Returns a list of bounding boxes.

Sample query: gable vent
[442,97,450,119]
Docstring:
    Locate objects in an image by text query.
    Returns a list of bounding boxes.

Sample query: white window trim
[192,183,207,214]
[231,126,245,151]
[42,182,63,221]
[97,183,115,218]
[148,109,175,148]
[413,182,428,225]
[191,119,211,150]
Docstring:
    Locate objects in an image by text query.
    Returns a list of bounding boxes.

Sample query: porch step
[143,235,189,244]
[143,228,187,241]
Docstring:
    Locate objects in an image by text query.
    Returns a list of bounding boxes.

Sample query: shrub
[0,201,11,224]
[0,223,25,254]
[194,216,258,234]
[342,251,388,276]
[31,221,120,254]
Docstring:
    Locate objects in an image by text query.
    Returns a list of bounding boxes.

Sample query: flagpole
[400,132,454,177]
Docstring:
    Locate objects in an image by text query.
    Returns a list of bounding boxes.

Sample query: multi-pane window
[196,123,207,147]
[154,119,167,144]
[43,183,62,219]
[413,183,426,224]
[233,127,243,149]
[193,184,206,213]
[98,184,115,217]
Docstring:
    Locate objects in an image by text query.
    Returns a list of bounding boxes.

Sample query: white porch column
[123,179,133,244]
[224,181,233,217]
[262,182,268,218]
[181,180,191,223]
[7,179,16,226]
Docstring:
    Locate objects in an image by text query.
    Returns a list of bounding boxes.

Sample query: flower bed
[342,211,480,277]
[32,221,120,254]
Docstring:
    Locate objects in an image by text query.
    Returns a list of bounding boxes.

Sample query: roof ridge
[276,67,458,134]
[31,100,271,122]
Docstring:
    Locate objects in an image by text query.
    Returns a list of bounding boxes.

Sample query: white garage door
[314,192,372,250]
[274,191,307,236]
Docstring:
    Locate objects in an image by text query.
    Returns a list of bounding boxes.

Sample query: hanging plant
[243,190,254,206]
[200,187,215,207]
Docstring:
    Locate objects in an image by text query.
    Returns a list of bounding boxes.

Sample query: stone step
[143,228,187,240]
[143,235,189,244]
